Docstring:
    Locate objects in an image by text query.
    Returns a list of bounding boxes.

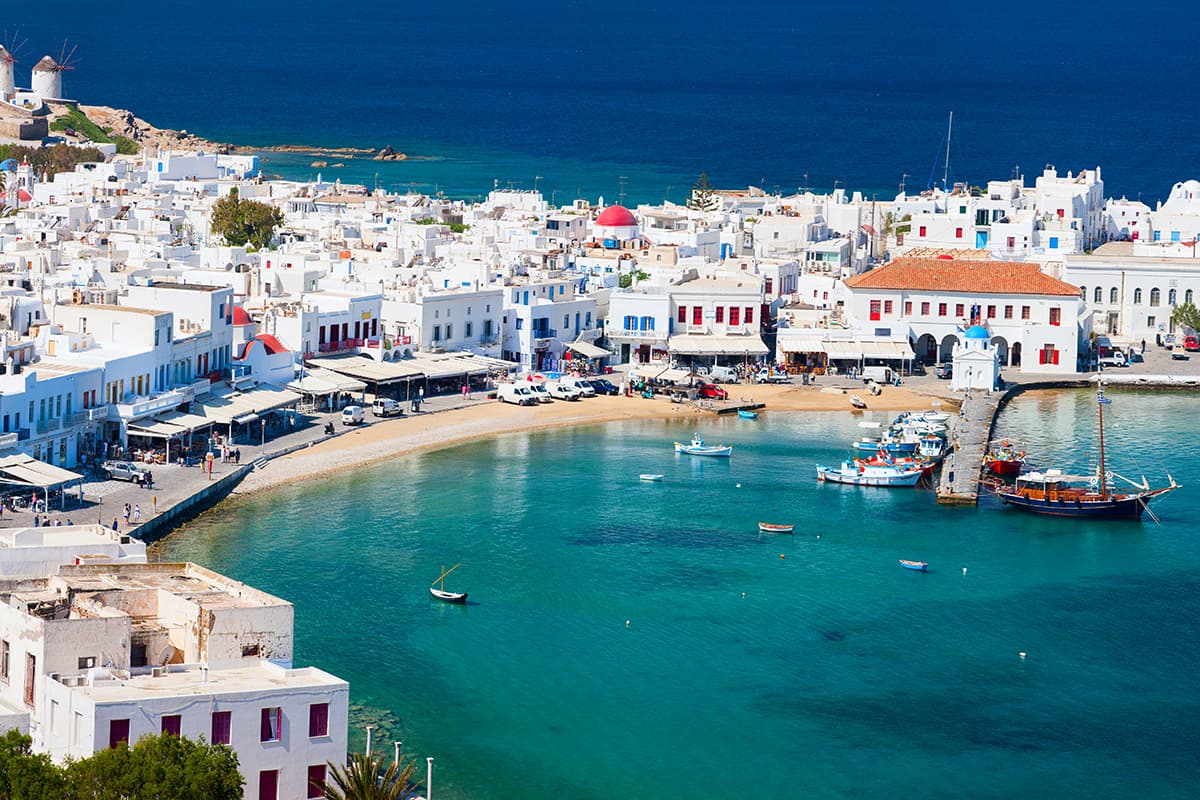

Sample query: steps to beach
[252,457,268,471]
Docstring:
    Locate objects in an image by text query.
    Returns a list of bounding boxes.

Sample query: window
[212,711,232,745]
[1039,345,1060,365]
[869,300,881,321]
[693,307,702,326]
[309,703,329,737]
[515,318,523,330]
[1188,290,1195,305]
[937,303,947,317]
[715,306,724,324]
[78,656,96,670]
[641,316,655,332]
[162,714,182,737]
[904,301,912,316]
[920,302,930,316]
[1150,288,1161,307]
[307,765,327,799]
[1049,236,1059,249]
[1110,287,1119,304]
[1004,305,1014,319]
[1,640,8,682]
[432,325,441,342]
[765,278,773,294]
[1021,306,1031,320]
[986,305,996,319]
[465,322,473,337]
[1049,307,1061,326]
[1133,288,1142,304]
[109,719,130,749]
[730,307,741,326]
[260,707,282,742]
[24,654,35,706]
[677,306,686,323]
[1094,287,1102,303]
[955,303,965,318]
[446,323,453,339]
[1080,286,1086,300]
[259,770,279,800]
[955,228,963,239]
[1169,289,1177,306]
[918,226,927,237]
[745,307,754,324]
[1147,315,1156,328]
[881,300,892,316]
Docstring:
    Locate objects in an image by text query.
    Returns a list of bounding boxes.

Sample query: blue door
[975,231,988,248]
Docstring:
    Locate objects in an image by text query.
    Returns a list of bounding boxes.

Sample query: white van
[341,405,365,425]
[709,365,738,383]
[558,376,596,397]
[860,366,894,384]
[547,381,582,400]
[528,383,554,403]
[498,384,538,406]
[371,398,402,417]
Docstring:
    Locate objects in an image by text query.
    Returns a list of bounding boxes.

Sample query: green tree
[210,187,284,249]
[0,729,67,800]
[687,172,718,211]
[65,733,242,800]
[1171,300,1200,333]
[322,752,422,800]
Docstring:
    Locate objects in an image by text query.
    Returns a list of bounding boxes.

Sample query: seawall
[133,465,253,544]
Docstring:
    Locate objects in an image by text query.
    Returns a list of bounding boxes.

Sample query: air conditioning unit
[151,666,167,678]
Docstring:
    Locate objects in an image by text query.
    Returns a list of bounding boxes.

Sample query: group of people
[111,502,143,531]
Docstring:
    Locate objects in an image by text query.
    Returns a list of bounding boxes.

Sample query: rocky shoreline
[58,103,410,161]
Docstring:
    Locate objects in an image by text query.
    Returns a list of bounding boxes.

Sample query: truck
[1098,350,1127,368]
[753,367,790,384]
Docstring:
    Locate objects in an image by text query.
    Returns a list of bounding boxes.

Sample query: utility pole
[617,176,628,206]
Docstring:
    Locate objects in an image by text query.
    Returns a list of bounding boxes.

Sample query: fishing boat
[917,436,947,461]
[899,559,928,571]
[639,473,664,482]
[857,452,936,477]
[990,386,1179,519]
[851,434,917,455]
[758,522,794,534]
[430,563,468,604]
[984,440,1025,476]
[674,433,733,457]
[850,394,868,409]
[816,460,924,487]
[737,409,759,420]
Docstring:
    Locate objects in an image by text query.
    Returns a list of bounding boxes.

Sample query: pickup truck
[753,368,790,384]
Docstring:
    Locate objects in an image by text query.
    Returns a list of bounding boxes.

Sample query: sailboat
[991,386,1179,519]
[430,563,468,603]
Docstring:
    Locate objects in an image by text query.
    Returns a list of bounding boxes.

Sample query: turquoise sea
[155,389,1199,799]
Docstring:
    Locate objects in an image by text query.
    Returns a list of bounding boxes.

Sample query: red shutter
[869,300,881,321]
[745,307,754,324]
[309,703,329,737]
[730,307,740,326]
[109,719,130,748]
[307,765,327,799]
[259,770,279,800]
[677,306,686,323]
[693,307,702,326]
[162,715,182,737]
[1052,350,1060,365]
[715,306,724,324]
[212,711,231,745]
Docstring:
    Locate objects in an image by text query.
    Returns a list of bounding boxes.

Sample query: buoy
[741,592,746,598]
[779,554,785,560]
[1019,652,1027,660]
[816,535,821,539]
[625,620,631,628]
[736,483,742,488]
[962,567,968,575]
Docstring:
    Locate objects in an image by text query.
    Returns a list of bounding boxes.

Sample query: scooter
[324,422,335,435]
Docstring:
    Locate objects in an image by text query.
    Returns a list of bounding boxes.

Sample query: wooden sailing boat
[992,385,1179,519]
[430,563,468,604]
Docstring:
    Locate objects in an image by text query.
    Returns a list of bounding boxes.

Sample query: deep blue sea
[12,1,1200,203]
[156,389,1200,799]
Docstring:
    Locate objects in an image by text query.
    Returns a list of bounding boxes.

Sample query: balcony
[35,418,60,435]
[0,432,17,448]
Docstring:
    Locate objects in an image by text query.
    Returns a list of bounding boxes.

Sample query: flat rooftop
[63,661,346,703]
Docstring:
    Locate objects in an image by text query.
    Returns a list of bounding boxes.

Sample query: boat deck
[936,392,1004,505]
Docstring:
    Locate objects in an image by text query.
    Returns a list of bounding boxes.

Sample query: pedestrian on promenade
[1141,339,1146,354]
[133,505,142,523]
[33,514,39,528]
[123,504,131,525]
[462,382,469,399]
[112,518,119,532]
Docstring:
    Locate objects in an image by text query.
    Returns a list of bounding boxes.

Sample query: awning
[155,411,213,432]
[0,452,83,487]
[307,354,425,384]
[564,341,611,359]
[288,367,368,396]
[407,353,490,379]
[194,383,301,425]
[820,340,915,360]
[667,334,769,356]
[127,418,186,438]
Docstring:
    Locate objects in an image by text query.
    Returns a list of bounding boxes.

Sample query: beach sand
[235,383,952,495]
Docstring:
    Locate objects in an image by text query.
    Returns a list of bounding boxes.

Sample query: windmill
[31,41,77,101]
[0,30,27,101]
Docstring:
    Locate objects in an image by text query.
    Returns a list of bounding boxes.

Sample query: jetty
[936,391,1004,505]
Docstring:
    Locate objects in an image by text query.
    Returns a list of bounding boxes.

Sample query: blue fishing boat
[674,434,733,457]
[899,559,928,571]
[737,409,759,420]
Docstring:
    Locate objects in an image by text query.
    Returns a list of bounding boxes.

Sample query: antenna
[617,175,628,206]
[942,111,953,189]
[899,173,910,194]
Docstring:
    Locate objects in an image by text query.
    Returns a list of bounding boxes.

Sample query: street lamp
[260,418,266,456]
[365,725,374,757]
[426,757,434,800]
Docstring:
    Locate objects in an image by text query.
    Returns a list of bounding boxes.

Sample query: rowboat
[899,559,928,571]
[639,473,664,482]
[816,460,924,487]
[984,441,1025,476]
[674,434,733,457]
[850,394,867,409]
[430,563,468,604]
[737,409,759,419]
[758,522,794,534]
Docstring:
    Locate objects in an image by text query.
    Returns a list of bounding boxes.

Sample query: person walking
[462,382,469,400]
[112,518,119,532]
[133,504,142,524]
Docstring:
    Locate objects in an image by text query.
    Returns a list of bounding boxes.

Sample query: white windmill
[0,46,15,101]
[31,42,76,101]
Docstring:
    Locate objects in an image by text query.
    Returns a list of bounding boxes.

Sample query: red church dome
[231,306,252,325]
[595,205,637,227]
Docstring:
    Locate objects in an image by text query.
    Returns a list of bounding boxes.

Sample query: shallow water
[157,389,1199,799]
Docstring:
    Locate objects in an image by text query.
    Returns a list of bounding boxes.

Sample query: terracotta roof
[845,258,1080,297]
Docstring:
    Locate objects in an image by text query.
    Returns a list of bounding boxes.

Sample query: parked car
[341,405,365,425]
[528,383,554,403]
[1162,333,1177,350]
[371,398,402,417]
[935,363,953,379]
[558,377,597,397]
[498,384,539,406]
[697,382,729,400]
[548,382,583,400]
[102,461,152,482]
[1185,335,1200,352]
[586,377,621,395]
[708,365,739,383]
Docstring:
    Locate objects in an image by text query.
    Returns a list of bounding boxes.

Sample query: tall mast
[1097,386,1107,499]
[943,112,953,189]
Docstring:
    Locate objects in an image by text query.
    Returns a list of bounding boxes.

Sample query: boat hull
[816,465,923,487]
[430,588,468,603]
[674,443,733,457]
[758,523,794,534]
[899,560,928,571]
[988,459,1024,476]
[639,474,664,482]
[994,491,1153,519]
[737,410,759,419]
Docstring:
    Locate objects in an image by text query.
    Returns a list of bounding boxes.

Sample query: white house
[951,325,1001,392]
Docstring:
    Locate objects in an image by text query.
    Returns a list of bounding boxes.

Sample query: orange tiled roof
[845,258,1080,297]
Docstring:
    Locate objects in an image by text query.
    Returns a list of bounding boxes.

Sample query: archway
[991,336,1009,366]
[939,334,958,364]
[1011,341,1022,367]
[915,333,938,363]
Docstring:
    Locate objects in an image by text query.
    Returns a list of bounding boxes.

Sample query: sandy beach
[235,383,953,496]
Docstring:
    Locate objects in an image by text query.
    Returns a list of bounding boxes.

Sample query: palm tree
[323,752,423,800]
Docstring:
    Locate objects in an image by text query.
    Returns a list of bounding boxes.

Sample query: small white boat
[639,473,665,482]
[758,522,794,534]
[674,434,733,457]
[850,394,868,409]
[430,563,468,604]
[816,460,924,487]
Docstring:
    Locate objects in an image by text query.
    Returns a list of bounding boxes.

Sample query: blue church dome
[964,325,990,340]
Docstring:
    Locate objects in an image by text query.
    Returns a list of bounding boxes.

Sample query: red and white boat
[985,441,1025,476]
[758,522,794,534]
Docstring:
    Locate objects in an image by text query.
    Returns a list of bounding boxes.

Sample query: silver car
[103,461,152,482]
